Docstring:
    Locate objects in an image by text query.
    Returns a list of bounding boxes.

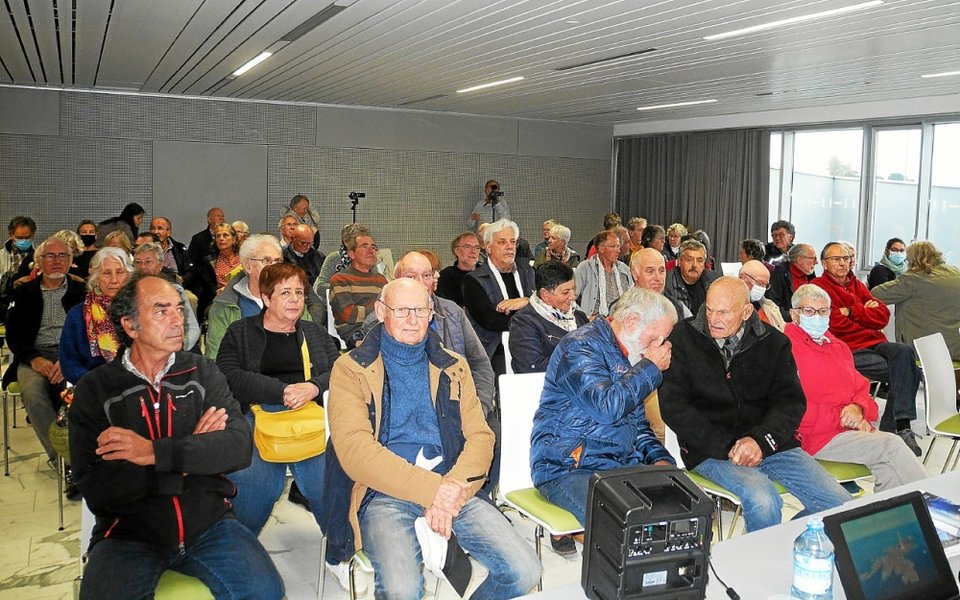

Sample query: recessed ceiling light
[703,1,883,40]
[232,52,272,76]
[636,99,717,111]
[456,76,524,93]
[921,70,960,79]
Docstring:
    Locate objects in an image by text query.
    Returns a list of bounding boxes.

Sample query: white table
[523,470,960,599]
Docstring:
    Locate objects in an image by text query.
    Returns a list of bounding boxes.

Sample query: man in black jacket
[149,216,190,277]
[661,276,850,533]
[69,274,282,600]
[187,207,225,267]
[6,237,85,465]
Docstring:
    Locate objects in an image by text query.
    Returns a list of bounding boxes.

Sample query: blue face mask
[798,314,830,339]
[888,251,906,266]
[13,238,32,252]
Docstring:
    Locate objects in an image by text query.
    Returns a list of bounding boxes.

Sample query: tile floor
[1,368,953,599]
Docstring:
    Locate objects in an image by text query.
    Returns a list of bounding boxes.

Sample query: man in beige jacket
[326,278,540,599]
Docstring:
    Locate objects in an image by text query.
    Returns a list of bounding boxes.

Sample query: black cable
[708,554,741,600]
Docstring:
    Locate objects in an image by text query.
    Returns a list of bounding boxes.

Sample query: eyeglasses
[355,243,378,251]
[40,253,70,262]
[248,257,282,266]
[600,243,621,250]
[798,255,818,262]
[823,255,852,263]
[742,272,770,289]
[456,244,481,251]
[795,306,831,317]
[379,302,433,319]
[133,258,157,266]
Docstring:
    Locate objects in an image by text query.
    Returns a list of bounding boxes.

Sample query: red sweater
[811,273,889,350]
[784,324,878,454]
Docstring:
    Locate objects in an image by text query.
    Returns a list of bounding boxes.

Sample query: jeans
[227,412,326,535]
[693,447,851,533]
[17,363,61,462]
[853,342,920,432]
[537,469,594,526]
[80,517,283,600]
[361,495,541,600]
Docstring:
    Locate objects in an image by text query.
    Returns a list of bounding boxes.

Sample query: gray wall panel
[154,141,268,236]
[0,134,151,236]
[0,87,59,136]
[517,120,613,160]
[317,106,518,155]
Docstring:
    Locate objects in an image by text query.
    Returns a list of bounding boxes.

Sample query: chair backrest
[882,304,896,343]
[914,332,958,431]
[663,424,686,469]
[720,262,741,277]
[376,248,394,281]
[496,372,546,503]
[80,499,95,559]
[325,288,346,350]
[501,331,515,375]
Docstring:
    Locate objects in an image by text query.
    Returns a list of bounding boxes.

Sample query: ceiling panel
[0,0,958,126]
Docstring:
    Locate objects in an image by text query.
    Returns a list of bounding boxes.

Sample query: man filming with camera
[467,179,511,230]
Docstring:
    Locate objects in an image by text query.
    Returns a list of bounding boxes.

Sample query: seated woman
[214,263,344,580]
[867,237,906,289]
[59,247,133,384]
[509,261,588,374]
[784,284,927,491]
[534,224,581,268]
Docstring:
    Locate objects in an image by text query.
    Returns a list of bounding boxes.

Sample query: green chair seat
[504,487,582,534]
[816,459,871,482]
[934,413,960,435]
[684,469,786,500]
[154,570,213,600]
[6,381,19,394]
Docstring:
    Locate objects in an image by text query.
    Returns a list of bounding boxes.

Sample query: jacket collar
[349,322,456,371]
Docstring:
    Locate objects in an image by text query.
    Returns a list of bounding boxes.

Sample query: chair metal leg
[57,455,65,530]
[317,537,326,600]
[3,390,9,476]
[714,497,724,542]
[947,440,960,473]
[942,440,959,474]
[923,436,939,466]
[348,557,358,600]
[727,506,743,539]
[534,524,544,592]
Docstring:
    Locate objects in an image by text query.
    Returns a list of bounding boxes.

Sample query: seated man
[664,239,719,317]
[69,274,282,600]
[282,223,325,285]
[739,259,786,331]
[661,277,850,533]
[785,284,927,490]
[812,242,922,456]
[573,230,632,318]
[6,237,85,467]
[329,230,387,348]
[133,242,201,350]
[531,287,677,526]
[767,243,818,320]
[327,278,540,599]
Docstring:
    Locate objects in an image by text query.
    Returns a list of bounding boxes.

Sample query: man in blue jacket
[531,287,678,526]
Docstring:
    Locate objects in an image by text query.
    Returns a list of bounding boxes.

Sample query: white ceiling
[1,0,959,126]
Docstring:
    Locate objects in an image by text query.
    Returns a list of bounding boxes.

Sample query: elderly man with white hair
[463,218,535,375]
[785,284,927,489]
[534,223,581,268]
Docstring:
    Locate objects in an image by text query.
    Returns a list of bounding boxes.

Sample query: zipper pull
[178,542,185,556]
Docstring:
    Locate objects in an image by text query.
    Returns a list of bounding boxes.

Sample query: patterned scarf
[334,244,352,274]
[529,292,580,333]
[83,290,120,362]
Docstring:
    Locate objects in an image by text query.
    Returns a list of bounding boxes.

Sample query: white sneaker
[326,561,369,595]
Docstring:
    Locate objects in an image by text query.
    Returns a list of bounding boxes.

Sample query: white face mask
[749,284,766,303]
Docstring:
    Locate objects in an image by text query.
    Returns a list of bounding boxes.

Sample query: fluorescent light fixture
[456,76,524,93]
[636,99,717,111]
[232,52,272,76]
[921,70,960,79]
[703,1,883,40]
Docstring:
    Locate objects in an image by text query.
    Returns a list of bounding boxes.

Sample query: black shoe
[287,481,311,511]
[896,429,923,457]
[64,466,81,501]
[550,535,577,556]
[840,481,864,496]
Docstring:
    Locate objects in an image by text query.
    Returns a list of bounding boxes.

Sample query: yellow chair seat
[933,413,960,436]
[816,459,871,482]
[154,570,213,599]
[504,487,582,535]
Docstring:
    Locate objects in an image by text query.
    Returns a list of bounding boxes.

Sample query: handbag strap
[301,335,311,380]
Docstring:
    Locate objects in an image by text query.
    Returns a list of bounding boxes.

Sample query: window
[789,130,864,258]
[869,128,922,264]
[929,123,960,262]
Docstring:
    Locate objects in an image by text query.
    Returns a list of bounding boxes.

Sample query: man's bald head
[630,248,667,293]
[704,276,752,340]
[739,260,770,287]
[377,277,433,345]
[393,252,435,291]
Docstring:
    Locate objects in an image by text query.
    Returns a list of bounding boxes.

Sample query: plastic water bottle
[790,516,834,600]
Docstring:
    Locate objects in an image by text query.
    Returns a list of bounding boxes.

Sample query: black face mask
[80,234,97,247]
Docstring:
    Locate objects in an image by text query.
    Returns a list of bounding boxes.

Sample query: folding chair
[914,332,960,473]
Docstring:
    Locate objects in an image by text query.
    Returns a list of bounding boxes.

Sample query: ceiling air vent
[280,4,347,43]
[554,48,657,71]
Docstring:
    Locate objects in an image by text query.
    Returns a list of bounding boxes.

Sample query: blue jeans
[537,469,594,526]
[80,517,283,600]
[853,342,920,432]
[361,495,542,600]
[693,447,851,533]
[227,412,326,535]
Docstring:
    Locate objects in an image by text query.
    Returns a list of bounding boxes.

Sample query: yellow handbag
[250,336,326,463]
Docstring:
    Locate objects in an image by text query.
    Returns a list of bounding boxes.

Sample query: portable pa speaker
[581,465,713,600]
